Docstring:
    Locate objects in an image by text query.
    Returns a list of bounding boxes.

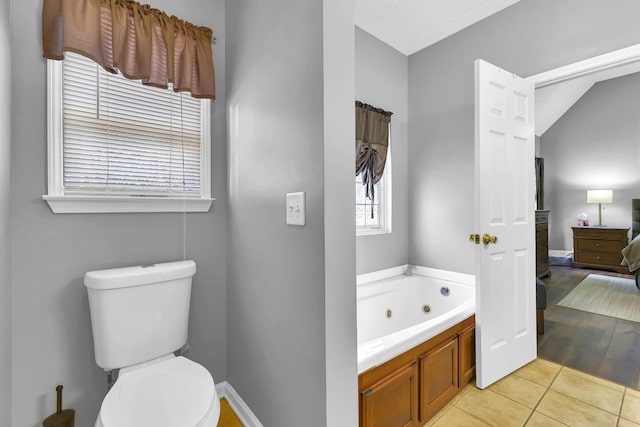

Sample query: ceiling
[354,0,521,56]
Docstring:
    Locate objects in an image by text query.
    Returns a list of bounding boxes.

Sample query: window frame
[43,58,214,214]
[356,149,392,236]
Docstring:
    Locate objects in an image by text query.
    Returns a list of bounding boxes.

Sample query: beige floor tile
[537,389,617,427]
[427,406,491,427]
[489,374,547,408]
[425,384,475,426]
[452,383,474,403]
[455,387,531,427]
[525,412,568,427]
[627,388,640,399]
[561,367,625,392]
[550,369,623,414]
[622,393,640,424]
[619,418,640,427]
[535,358,563,369]
[424,400,456,426]
[513,359,561,387]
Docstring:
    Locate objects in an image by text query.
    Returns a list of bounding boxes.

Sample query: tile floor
[425,358,640,427]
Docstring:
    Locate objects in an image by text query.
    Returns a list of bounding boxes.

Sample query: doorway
[527,44,640,387]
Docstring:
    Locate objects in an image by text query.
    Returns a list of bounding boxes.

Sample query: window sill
[43,195,214,213]
[357,228,390,237]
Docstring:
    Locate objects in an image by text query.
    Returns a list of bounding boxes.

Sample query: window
[356,157,391,235]
[44,53,213,213]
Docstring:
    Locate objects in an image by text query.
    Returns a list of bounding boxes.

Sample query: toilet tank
[84,260,197,370]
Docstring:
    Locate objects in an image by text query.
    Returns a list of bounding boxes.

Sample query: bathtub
[357,265,476,374]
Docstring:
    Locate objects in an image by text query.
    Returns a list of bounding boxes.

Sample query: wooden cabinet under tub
[420,337,458,420]
[360,361,419,427]
[358,316,475,427]
[458,323,476,386]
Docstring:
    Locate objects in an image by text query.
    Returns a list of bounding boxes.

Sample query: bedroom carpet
[557,274,640,322]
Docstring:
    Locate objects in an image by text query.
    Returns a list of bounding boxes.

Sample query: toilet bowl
[84,261,220,427]
[94,356,220,427]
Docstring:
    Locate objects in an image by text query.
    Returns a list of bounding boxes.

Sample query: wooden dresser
[572,227,629,274]
[536,211,550,278]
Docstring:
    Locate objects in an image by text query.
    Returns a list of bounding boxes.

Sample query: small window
[356,160,391,235]
[44,52,213,213]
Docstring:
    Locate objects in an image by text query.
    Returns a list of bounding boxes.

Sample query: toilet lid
[101,356,216,427]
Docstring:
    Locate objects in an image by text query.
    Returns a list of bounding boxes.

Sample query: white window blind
[62,52,202,196]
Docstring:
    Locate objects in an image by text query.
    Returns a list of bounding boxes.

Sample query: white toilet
[84,260,220,427]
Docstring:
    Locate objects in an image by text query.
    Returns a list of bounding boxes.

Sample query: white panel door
[474,59,536,389]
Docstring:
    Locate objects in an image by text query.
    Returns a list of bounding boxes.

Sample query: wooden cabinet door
[361,361,419,427]
[420,338,459,422]
[458,324,476,386]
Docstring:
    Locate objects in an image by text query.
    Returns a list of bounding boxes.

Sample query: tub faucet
[405,265,414,276]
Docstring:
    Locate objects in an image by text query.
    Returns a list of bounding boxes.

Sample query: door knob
[482,233,498,245]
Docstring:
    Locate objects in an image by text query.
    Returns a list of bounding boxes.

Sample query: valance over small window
[42,0,216,99]
[355,101,392,207]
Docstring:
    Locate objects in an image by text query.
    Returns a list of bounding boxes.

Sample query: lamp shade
[587,189,613,204]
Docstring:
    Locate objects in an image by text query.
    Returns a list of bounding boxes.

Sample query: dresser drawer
[572,228,627,241]
[536,249,547,261]
[574,239,623,253]
[536,260,549,273]
[574,251,622,266]
[536,223,548,236]
[572,227,629,273]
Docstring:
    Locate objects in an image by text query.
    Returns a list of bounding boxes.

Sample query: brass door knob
[482,233,498,245]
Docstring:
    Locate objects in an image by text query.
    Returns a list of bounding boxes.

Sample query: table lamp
[587,189,613,226]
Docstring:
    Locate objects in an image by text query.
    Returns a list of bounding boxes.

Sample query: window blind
[62,52,203,196]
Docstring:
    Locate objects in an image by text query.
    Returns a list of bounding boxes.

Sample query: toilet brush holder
[42,385,75,427]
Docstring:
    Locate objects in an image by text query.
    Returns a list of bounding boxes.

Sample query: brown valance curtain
[42,0,216,99]
[355,101,392,209]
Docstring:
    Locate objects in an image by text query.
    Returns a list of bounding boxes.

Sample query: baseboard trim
[216,381,264,427]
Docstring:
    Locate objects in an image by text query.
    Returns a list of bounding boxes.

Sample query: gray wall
[323,1,358,423]
[355,27,409,274]
[541,73,640,251]
[10,1,227,425]
[408,0,640,274]
[0,0,11,424]
[322,0,358,426]
[226,0,357,425]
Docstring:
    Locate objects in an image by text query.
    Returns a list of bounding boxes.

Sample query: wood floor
[537,265,640,389]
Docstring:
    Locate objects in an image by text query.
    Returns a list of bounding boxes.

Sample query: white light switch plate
[286,192,305,226]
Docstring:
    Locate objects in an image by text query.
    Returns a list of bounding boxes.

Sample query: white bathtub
[357,265,476,374]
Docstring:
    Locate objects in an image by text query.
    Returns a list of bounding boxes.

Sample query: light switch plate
[286,192,305,226]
